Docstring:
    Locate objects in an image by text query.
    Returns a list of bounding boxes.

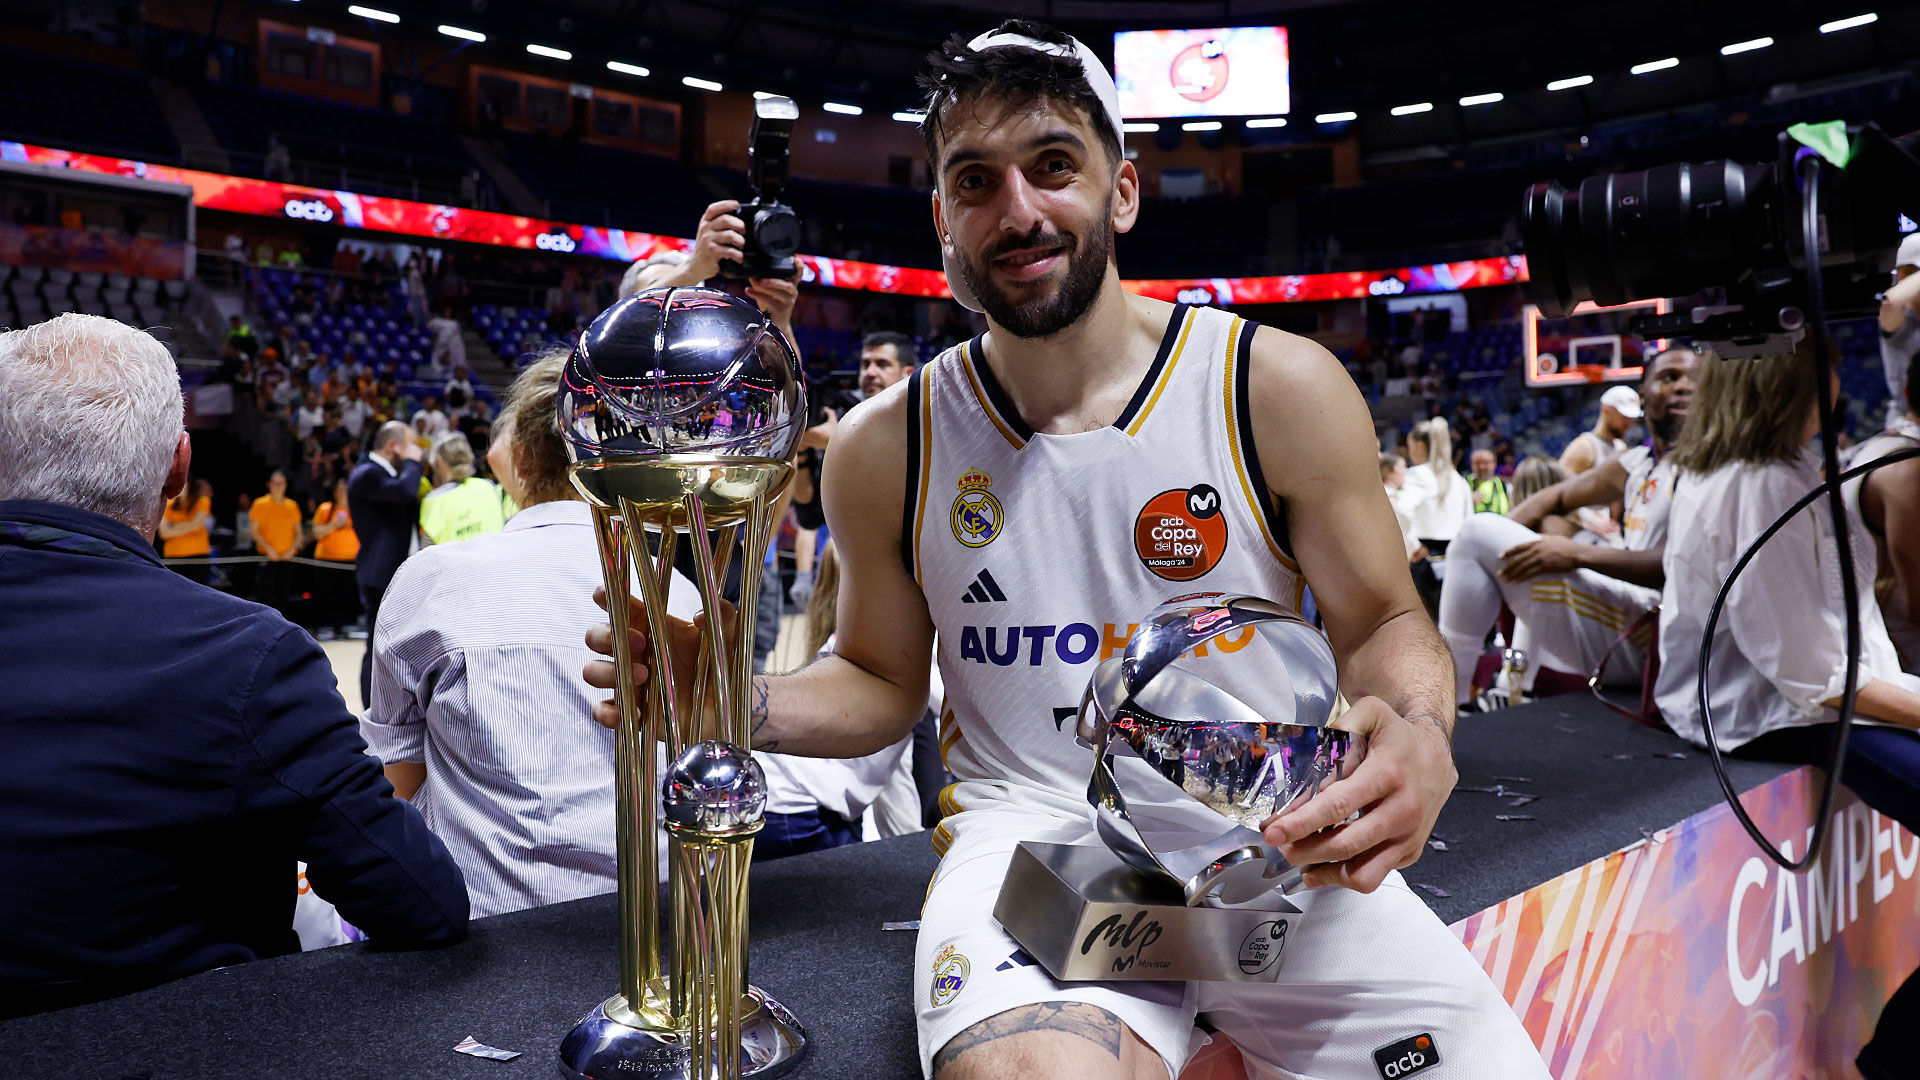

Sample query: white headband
[939,30,1125,313]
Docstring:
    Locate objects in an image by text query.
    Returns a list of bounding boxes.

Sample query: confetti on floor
[452,1037,521,1062]
[882,921,921,931]
[1495,814,1537,822]
[1413,882,1452,898]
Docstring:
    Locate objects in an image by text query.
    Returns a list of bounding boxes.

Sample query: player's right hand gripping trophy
[557,287,807,1080]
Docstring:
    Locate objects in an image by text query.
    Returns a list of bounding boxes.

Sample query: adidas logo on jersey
[960,569,1007,604]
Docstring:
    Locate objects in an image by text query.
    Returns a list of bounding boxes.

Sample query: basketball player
[1436,348,1697,705]
[1557,383,1640,475]
[587,21,1546,1079]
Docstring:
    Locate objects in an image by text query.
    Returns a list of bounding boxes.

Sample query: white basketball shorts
[914,807,1550,1080]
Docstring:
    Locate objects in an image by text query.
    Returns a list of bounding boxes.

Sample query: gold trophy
[557,287,807,1079]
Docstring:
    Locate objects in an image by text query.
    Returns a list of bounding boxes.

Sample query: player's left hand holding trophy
[557,286,807,1079]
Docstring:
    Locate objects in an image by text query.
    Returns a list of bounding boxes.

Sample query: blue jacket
[345,454,424,593]
[0,500,468,1018]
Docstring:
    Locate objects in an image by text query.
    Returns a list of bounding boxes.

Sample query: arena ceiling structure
[386,0,1908,153]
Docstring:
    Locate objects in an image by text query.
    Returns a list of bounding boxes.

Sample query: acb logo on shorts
[1133,484,1227,581]
[929,942,970,1008]
[1373,1033,1439,1078]
[950,468,1003,548]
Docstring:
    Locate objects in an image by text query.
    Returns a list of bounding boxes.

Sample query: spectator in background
[225,315,257,359]
[263,135,290,181]
[412,396,449,440]
[361,351,701,917]
[347,421,426,703]
[248,470,303,619]
[1401,417,1470,549]
[339,386,374,444]
[1468,448,1508,514]
[1655,343,1920,1080]
[1380,453,1421,563]
[0,314,467,1019]
[404,256,429,326]
[310,477,360,641]
[157,477,214,585]
[426,304,465,379]
[419,432,507,546]
[443,365,474,406]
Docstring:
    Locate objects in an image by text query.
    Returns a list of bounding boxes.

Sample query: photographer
[1654,342,1920,1080]
[619,200,796,346]
[1849,378,1920,670]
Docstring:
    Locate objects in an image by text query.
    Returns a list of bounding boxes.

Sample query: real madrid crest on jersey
[950,467,1003,548]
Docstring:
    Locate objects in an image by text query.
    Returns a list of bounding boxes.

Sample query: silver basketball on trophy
[1077,594,1356,906]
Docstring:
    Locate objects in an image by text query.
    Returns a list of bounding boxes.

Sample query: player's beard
[958,207,1114,340]
[1648,408,1684,445]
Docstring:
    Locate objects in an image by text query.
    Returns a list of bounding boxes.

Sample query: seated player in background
[1557,384,1640,542]
[1848,379,1920,670]
[1653,341,1920,1080]
[1437,347,1696,706]
[0,314,467,1019]
[363,351,699,918]
[589,23,1546,1079]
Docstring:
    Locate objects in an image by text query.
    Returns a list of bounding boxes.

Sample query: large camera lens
[753,205,801,260]
[1521,161,1779,316]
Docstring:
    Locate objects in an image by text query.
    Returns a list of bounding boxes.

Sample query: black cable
[1695,154,1868,872]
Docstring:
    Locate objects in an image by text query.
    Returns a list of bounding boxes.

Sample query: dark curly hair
[916,19,1121,180]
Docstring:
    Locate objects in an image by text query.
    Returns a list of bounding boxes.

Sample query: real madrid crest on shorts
[930,942,970,1008]
[950,467,1004,548]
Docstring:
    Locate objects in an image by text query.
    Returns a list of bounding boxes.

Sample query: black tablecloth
[0,696,1793,1080]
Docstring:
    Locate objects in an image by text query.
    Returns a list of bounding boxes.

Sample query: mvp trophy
[996,594,1359,982]
[557,287,807,1079]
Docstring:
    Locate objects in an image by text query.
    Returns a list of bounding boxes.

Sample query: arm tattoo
[748,675,777,752]
[1403,710,1452,746]
[932,1002,1125,1075]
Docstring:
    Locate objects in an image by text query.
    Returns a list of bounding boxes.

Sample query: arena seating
[248,267,457,395]
[192,85,474,203]
[0,46,180,165]
[0,264,188,350]
[500,133,712,236]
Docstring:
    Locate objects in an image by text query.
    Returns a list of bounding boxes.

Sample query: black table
[0,697,1793,1079]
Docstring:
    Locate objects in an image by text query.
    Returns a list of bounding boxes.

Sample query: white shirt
[339,398,374,438]
[1656,449,1920,750]
[1403,464,1472,542]
[295,404,325,439]
[413,409,449,438]
[360,499,702,918]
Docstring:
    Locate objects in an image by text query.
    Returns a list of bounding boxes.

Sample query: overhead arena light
[526,44,572,60]
[1458,92,1503,107]
[347,5,399,23]
[1820,13,1877,33]
[437,24,484,43]
[607,61,650,77]
[1630,57,1679,74]
[1123,121,1160,133]
[683,76,723,92]
[1181,121,1223,132]
[1391,102,1434,116]
[1315,111,1357,124]
[823,102,862,116]
[1720,37,1773,55]
[1547,75,1593,91]
[892,111,926,124]
[1246,117,1287,128]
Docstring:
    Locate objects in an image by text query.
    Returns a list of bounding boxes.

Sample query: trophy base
[558,986,806,1079]
[993,842,1302,983]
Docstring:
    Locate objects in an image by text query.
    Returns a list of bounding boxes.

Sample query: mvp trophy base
[558,986,806,1080]
[993,842,1302,983]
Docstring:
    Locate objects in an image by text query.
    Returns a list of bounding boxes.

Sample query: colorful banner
[3,140,1528,304]
[0,224,190,279]
[1454,768,1918,1079]
[1178,767,1918,1080]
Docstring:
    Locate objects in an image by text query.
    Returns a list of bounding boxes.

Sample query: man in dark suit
[347,420,425,702]
[0,314,468,1019]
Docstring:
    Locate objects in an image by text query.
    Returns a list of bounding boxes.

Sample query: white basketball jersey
[1617,444,1674,553]
[904,304,1304,852]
